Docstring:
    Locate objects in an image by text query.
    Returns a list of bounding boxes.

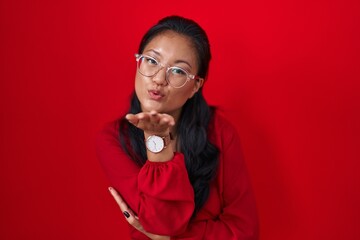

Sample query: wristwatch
[145,134,171,153]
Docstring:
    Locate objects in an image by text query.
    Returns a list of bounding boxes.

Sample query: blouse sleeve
[96,121,195,236]
[172,120,259,240]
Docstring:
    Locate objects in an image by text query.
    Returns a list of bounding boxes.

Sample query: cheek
[171,86,194,104]
[135,75,145,95]
[180,83,196,99]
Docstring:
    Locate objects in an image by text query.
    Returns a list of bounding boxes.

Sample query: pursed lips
[148,89,165,100]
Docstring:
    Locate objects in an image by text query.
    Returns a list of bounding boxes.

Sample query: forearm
[97,123,194,236]
[137,153,195,235]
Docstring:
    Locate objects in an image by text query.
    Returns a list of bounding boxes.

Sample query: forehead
[143,31,198,65]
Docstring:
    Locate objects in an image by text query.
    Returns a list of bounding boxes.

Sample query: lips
[148,89,164,100]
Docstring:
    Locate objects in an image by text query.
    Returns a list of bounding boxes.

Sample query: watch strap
[145,133,172,153]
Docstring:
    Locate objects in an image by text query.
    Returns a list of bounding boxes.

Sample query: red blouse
[96,112,259,239]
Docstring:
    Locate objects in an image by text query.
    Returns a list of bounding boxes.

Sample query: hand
[108,187,170,240]
[126,111,175,136]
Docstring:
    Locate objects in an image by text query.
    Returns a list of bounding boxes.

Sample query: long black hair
[119,16,219,215]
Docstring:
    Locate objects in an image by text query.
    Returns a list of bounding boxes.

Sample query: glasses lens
[138,56,160,77]
[167,67,188,88]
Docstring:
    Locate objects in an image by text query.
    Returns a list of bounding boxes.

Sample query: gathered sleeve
[96,121,195,236]
[172,118,259,240]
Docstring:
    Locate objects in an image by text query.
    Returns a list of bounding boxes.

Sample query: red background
[1,0,359,239]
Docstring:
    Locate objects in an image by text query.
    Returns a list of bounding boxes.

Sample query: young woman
[96,15,259,240]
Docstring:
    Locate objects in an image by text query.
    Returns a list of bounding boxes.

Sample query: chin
[141,102,164,113]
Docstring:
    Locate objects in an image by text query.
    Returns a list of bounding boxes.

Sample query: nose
[152,67,168,86]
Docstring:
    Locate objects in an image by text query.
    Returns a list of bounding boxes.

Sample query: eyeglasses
[135,54,202,88]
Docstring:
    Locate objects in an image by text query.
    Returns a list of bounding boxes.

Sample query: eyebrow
[145,49,193,69]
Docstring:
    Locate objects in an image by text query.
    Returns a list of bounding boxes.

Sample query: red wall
[1,0,359,239]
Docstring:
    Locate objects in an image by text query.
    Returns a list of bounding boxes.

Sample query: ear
[189,78,204,98]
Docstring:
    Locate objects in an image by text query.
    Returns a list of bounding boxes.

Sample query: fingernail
[108,187,112,192]
[123,211,130,218]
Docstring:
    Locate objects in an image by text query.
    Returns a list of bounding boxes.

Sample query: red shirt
[96,112,259,239]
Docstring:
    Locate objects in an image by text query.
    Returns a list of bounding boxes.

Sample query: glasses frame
[135,54,202,88]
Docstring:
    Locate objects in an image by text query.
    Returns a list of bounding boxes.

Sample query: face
[135,31,203,120]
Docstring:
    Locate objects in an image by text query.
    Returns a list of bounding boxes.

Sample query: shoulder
[210,109,239,141]
[96,119,121,151]
[95,118,135,169]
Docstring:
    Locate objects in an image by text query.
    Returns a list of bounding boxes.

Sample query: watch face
[146,135,165,153]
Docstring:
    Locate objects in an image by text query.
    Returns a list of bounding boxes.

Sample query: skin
[127,31,204,161]
[110,31,204,239]
[135,30,202,119]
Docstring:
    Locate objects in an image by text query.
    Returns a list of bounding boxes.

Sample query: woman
[96,15,259,239]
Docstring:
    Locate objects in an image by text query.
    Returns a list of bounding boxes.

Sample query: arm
[105,121,259,240]
[109,187,170,240]
[96,114,195,236]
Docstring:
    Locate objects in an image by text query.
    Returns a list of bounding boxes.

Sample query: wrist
[145,133,174,162]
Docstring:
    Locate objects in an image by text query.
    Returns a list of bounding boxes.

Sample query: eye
[143,56,158,65]
[170,67,187,76]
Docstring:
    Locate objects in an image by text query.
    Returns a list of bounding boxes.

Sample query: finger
[128,112,175,133]
[149,110,158,115]
[108,187,128,210]
[126,113,151,128]
[136,112,149,120]
[107,187,145,232]
[125,113,143,122]
[134,112,161,131]
[108,188,139,218]
[159,114,175,126]
[125,114,140,127]
[148,111,161,125]
[128,119,140,127]
[148,112,175,126]
[126,112,148,122]
[123,210,144,232]
[125,113,135,120]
